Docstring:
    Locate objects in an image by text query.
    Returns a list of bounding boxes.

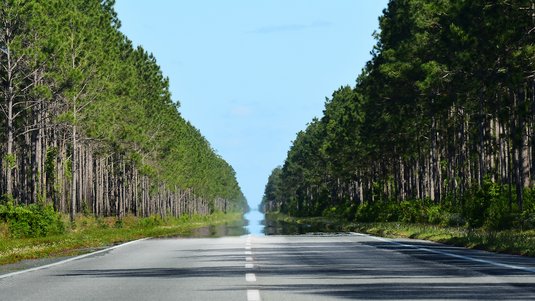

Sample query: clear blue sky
[114,0,389,209]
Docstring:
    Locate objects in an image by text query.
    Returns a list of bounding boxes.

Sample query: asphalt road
[1,233,535,300]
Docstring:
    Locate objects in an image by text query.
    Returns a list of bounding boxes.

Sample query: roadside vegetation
[0,0,247,224]
[262,0,535,256]
[0,200,242,265]
[0,0,247,266]
[266,212,535,256]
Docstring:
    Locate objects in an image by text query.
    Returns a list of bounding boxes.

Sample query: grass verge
[348,222,535,256]
[265,212,535,256]
[0,212,242,265]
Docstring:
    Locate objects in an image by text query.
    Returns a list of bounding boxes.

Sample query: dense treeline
[0,0,246,222]
[262,0,535,229]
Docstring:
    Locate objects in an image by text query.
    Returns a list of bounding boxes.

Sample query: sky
[114,0,389,209]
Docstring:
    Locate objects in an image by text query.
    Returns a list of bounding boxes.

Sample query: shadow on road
[57,237,535,300]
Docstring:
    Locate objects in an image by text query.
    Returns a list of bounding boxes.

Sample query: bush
[426,205,443,225]
[463,182,493,228]
[0,222,8,238]
[440,212,465,227]
[461,179,518,230]
[342,203,358,220]
[323,206,340,219]
[521,189,535,228]
[378,202,401,222]
[355,202,382,222]
[485,198,515,230]
[138,215,163,227]
[400,200,426,223]
[0,201,64,238]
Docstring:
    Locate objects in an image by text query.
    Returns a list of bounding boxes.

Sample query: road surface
[1,233,535,300]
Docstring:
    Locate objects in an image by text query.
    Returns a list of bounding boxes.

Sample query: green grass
[0,212,242,265]
[265,212,535,257]
[348,222,535,256]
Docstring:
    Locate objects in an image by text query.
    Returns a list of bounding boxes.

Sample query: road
[1,233,535,300]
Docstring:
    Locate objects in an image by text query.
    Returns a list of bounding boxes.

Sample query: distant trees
[262,0,535,228]
[0,0,246,219]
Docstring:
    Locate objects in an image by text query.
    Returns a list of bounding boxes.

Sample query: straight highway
[1,233,535,300]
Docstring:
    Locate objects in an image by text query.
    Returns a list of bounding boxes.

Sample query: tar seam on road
[0,238,148,280]
[352,232,535,273]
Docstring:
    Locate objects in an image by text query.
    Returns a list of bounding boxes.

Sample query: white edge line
[351,232,535,273]
[0,238,148,280]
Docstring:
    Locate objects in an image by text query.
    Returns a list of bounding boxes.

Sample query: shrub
[114,219,124,229]
[342,203,358,220]
[377,202,401,222]
[463,183,492,228]
[440,212,465,227]
[0,201,64,238]
[355,202,382,222]
[0,222,8,238]
[400,201,426,223]
[426,205,443,225]
[485,197,515,230]
[138,215,163,228]
[323,206,340,219]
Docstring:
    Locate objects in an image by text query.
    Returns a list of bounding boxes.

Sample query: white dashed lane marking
[247,289,261,301]
[245,273,257,282]
[244,236,260,300]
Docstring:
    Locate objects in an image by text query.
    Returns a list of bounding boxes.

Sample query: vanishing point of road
[2,233,535,300]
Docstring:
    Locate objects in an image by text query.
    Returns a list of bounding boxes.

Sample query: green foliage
[461,179,514,229]
[520,190,535,228]
[114,219,124,229]
[355,202,383,223]
[0,202,64,238]
[137,215,163,228]
[4,154,16,169]
[399,201,425,223]
[262,0,535,237]
[0,0,247,214]
[426,205,442,225]
[0,212,243,265]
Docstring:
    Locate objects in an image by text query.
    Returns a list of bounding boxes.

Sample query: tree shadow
[56,238,535,300]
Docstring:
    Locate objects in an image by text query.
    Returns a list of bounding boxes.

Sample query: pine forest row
[262,0,535,229]
[0,0,247,221]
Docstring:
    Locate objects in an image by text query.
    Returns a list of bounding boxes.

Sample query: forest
[262,0,535,230]
[0,0,247,223]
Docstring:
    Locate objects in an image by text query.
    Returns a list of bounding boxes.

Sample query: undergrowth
[0,210,242,265]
